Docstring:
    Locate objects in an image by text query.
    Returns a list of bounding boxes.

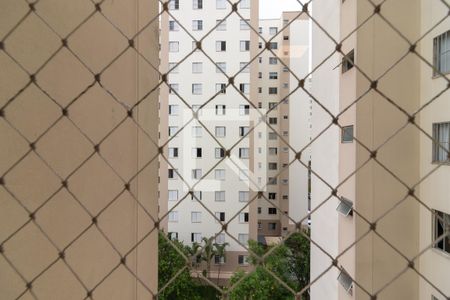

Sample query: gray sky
[259,0,303,19]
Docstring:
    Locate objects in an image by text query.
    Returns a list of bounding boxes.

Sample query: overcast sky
[259,0,303,19]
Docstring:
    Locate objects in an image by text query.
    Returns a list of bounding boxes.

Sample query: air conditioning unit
[337,197,353,217]
[337,269,353,294]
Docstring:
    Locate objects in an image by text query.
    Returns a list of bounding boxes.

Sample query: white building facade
[160,0,258,277]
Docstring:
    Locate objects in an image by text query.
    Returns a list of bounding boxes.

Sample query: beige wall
[0,1,159,299]
[418,0,450,299]
[354,0,420,299]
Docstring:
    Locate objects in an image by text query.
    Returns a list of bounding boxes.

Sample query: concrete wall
[0,0,159,298]
[310,0,341,298]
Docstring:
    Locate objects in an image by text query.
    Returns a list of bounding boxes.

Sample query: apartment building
[0,0,160,298]
[311,0,450,299]
[256,13,310,243]
[160,0,259,279]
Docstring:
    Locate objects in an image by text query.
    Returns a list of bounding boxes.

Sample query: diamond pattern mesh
[1,0,450,299]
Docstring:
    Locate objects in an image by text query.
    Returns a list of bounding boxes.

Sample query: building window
[216,41,227,52]
[192,20,203,31]
[216,19,227,31]
[258,87,262,93]
[268,102,277,110]
[269,27,278,35]
[192,147,202,158]
[239,191,249,202]
[258,27,263,34]
[168,0,179,10]
[257,207,262,214]
[215,212,225,222]
[239,0,250,8]
[215,126,226,137]
[168,168,177,179]
[215,148,225,158]
[191,191,202,201]
[283,35,289,40]
[432,122,450,162]
[193,0,203,9]
[239,126,249,137]
[268,132,277,140]
[168,147,179,158]
[215,169,226,181]
[168,126,178,137]
[268,147,278,155]
[168,232,178,240]
[192,62,203,73]
[216,83,227,94]
[269,72,278,80]
[268,193,276,200]
[191,232,202,243]
[214,255,225,265]
[258,57,262,63]
[191,211,202,223]
[192,126,202,137]
[192,83,202,95]
[433,31,450,75]
[240,40,250,52]
[269,42,278,50]
[169,41,179,52]
[240,19,250,30]
[341,125,354,143]
[259,42,263,49]
[239,104,250,115]
[169,20,179,31]
[269,57,278,65]
[240,62,250,73]
[168,211,179,222]
[216,62,226,73]
[215,104,226,115]
[269,117,277,125]
[258,72,262,79]
[238,255,248,265]
[238,234,249,245]
[215,233,226,245]
[168,190,178,201]
[342,49,355,73]
[239,148,250,159]
[268,163,277,170]
[268,207,277,215]
[268,223,277,230]
[169,83,179,94]
[239,212,249,223]
[269,87,278,95]
[192,169,202,179]
[433,209,450,254]
[215,191,225,202]
[216,0,227,9]
[168,62,179,73]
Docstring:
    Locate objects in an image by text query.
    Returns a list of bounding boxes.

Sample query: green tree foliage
[158,233,202,300]
[229,231,311,300]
